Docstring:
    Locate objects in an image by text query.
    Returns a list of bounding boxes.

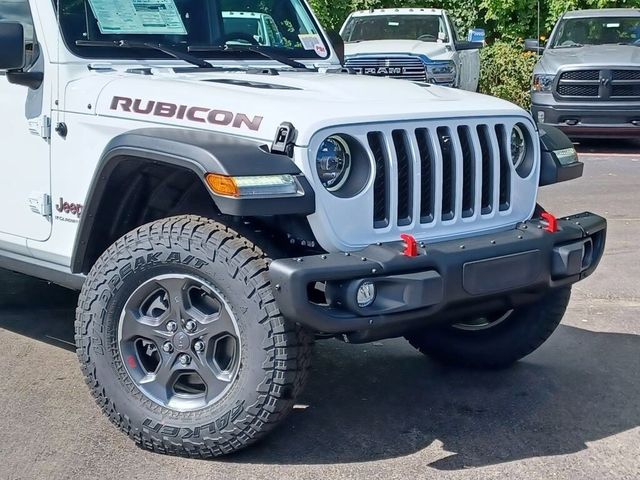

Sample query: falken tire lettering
[141,401,245,439]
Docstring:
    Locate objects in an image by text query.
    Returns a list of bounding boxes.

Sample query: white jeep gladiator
[0,0,605,458]
[340,8,483,90]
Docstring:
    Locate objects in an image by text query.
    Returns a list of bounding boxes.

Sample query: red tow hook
[541,212,559,233]
[401,234,419,257]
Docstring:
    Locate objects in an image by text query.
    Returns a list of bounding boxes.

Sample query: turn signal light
[206,174,240,197]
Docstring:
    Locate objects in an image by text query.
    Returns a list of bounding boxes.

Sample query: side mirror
[467,28,486,44]
[455,41,484,51]
[524,38,545,54]
[0,22,26,71]
[0,21,42,89]
[326,30,345,65]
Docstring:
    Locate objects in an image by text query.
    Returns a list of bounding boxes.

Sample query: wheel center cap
[172,332,190,352]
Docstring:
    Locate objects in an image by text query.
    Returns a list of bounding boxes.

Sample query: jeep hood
[69,69,527,146]
[537,44,640,74]
[344,40,452,61]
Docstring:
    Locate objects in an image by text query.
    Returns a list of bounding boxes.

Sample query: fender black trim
[71,128,315,273]
[538,124,584,186]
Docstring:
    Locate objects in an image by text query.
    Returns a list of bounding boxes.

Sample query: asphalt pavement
[0,140,638,480]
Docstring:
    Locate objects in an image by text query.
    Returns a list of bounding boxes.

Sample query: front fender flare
[71,128,314,273]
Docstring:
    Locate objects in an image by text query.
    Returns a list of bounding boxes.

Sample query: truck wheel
[404,287,571,369]
[75,215,312,457]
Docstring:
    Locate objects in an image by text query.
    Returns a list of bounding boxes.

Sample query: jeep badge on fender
[0,0,606,459]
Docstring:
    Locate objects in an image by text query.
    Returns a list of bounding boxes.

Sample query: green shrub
[479,41,538,110]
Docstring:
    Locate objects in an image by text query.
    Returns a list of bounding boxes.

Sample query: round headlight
[316,135,352,192]
[510,125,527,169]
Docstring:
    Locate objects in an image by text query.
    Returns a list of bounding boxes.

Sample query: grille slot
[477,125,493,215]
[613,70,640,81]
[557,84,599,97]
[612,85,640,97]
[458,126,475,218]
[369,132,389,228]
[437,127,455,221]
[345,56,427,82]
[415,128,434,223]
[560,70,599,81]
[392,130,413,226]
[495,125,511,212]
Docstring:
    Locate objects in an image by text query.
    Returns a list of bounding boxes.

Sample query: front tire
[75,215,312,457]
[405,287,572,369]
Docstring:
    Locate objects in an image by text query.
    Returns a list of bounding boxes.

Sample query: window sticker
[87,0,187,35]
[298,33,322,51]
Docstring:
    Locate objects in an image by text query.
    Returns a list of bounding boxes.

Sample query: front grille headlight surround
[511,123,535,179]
[315,134,371,198]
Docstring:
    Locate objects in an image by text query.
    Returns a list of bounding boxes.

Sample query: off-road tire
[75,215,312,457]
[405,287,572,369]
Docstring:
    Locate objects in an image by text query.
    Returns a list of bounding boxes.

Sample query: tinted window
[342,15,448,43]
[552,16,640,48]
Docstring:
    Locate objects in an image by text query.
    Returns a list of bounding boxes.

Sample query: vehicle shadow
[0,270,78,351]
[232,325,640,469]
[574,138,640,155]
[1,270,638,470]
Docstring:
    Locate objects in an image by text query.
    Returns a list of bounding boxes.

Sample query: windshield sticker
[314,43,327,57]
[87,0,187,35]
[298,33,322,51]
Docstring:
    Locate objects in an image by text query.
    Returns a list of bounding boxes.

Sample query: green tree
[310,0,640,40]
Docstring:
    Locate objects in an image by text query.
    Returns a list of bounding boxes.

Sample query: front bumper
[269,213,606,343]
[532,93,640,138]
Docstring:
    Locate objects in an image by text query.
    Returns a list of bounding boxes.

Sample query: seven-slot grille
[556,68,640,100]
[369,122,513,229]
[345,56,427,82]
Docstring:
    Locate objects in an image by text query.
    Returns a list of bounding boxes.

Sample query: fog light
[356,281,376,308]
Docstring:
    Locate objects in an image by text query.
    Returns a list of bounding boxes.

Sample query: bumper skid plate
[269,212,606,342]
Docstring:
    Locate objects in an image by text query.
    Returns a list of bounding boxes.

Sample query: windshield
[552,16,640,48]
[55,0,329,61]
[341,14,448,43]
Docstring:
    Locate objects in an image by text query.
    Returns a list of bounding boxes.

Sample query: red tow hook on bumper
[541,212,559,233]
[401,234,419,257]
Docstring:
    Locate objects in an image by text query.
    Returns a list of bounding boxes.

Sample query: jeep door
[0,0,51,243]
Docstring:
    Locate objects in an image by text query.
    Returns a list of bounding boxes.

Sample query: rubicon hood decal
[110,96,264,131]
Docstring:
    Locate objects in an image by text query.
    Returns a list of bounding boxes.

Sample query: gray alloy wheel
[118,274,241,412]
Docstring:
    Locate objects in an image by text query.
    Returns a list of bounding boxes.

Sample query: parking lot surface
[0,141,638,480]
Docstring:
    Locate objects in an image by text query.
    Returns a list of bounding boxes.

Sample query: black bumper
[531,94,640,138]
[269,213,606,343]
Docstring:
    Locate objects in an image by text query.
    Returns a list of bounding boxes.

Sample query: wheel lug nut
[166,321,177,332]
[185,320,197,332]
[179,354,191,366]
[162,342,174,353]
[194,341,205,352]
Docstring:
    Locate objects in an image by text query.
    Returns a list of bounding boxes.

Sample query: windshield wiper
[188,45,315,71]
[76,40,212,69]
[555,43,583,49]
